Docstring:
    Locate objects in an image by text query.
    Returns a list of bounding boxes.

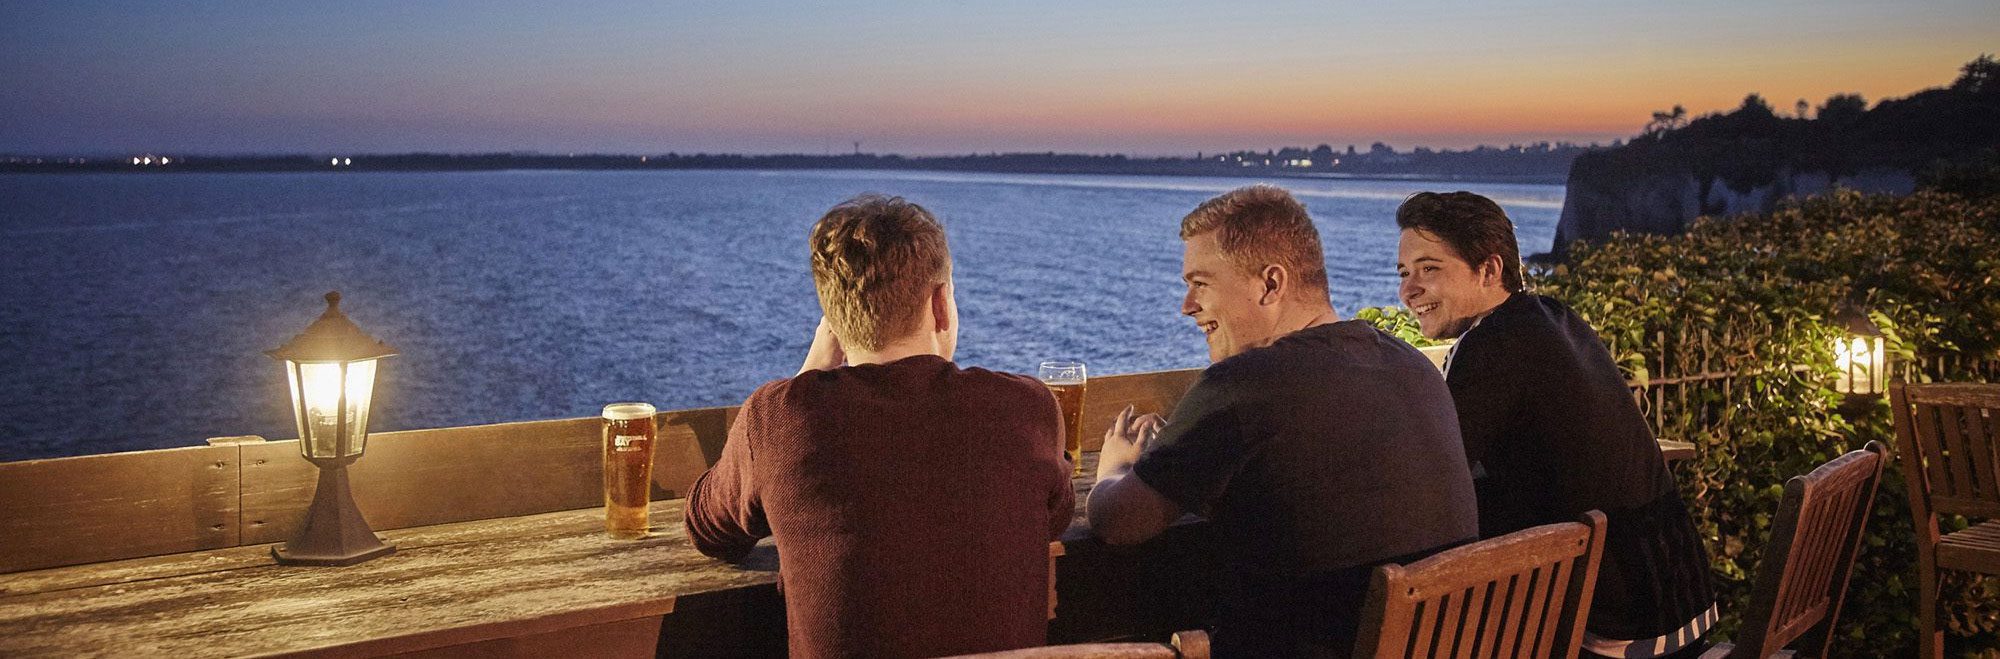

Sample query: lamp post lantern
[267,291,397,566]
[1833,305,1888,396]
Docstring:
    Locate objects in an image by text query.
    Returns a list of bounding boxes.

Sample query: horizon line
[1,141,1621,160]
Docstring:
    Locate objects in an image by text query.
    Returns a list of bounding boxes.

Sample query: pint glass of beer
[601,402,657,539]
[1037,361,1087,474]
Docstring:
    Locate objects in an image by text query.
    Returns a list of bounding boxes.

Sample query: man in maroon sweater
[684,194,1077,659]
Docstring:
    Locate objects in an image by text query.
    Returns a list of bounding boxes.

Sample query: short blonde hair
[808,195,952,351]
[1180,185,1329,297]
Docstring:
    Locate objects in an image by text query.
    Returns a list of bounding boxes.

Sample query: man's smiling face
[1397,228,1504,340]
[1181,231,1281,362]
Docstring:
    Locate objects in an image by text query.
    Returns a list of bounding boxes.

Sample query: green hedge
[1364,189,2000,656]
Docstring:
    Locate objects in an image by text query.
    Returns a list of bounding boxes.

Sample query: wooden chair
[1353,511,1608,659]
[939,630,1209,658]
[1890,383,2000,659]
[1699,442,1889,658]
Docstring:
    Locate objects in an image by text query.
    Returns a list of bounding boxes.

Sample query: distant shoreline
[0,161,1568,187]
[0,149,1581,186]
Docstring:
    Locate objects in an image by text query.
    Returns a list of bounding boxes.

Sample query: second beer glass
[1037,361,1087,475]
[601,402,656,539]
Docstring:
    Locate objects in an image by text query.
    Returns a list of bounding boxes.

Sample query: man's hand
[797,317,846,375]
[1087,405,1181,545]
[1096,405,1163,482]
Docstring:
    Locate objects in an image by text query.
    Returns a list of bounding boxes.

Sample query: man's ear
[1260,264,1288,305]
[930,282,953,333]
[1479,254,1506,288]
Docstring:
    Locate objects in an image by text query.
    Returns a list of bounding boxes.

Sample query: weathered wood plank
[1079,369,1202,452]
[237,409,733,546]
[237,417,602,545]
[0,445,239,574]
[654,406,737,499]
[385,615,664,659]
[290,602,671,659]
[0,497,719,598]
[1657,439,1697,463]
[0,501,776,659]
[1902,383,2000,408]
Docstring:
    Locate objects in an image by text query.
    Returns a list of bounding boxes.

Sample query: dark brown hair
[1394,191,1525,293]
[1179,185,1329,298]
[808,194,952,351]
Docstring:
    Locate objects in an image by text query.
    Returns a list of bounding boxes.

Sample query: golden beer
[601,402,657,539]
[1038,361,1087,475]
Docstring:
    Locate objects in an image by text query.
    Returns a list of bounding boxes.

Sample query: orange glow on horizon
[542,39,1982,153]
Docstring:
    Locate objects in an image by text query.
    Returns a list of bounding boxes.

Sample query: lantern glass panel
[286,359,378,458]
[1833,335,1886,394]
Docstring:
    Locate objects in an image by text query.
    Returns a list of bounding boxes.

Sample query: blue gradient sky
[2,0,1994,155]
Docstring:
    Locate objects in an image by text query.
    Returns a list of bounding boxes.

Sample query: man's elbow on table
[683,476,761,562]
[684,514,757,563]
[1087,474,1180,546]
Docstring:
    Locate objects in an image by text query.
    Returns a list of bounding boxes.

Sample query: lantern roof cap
[1835,302,1884,338]
[267,292,398,362]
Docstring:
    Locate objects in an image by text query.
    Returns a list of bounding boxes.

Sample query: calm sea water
[0,170,1560,460]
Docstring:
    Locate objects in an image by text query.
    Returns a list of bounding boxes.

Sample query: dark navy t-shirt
[1133,320,1478,658]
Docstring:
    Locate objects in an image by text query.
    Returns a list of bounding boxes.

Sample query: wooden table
[0,454,1210,658]
[0,498,776,658]
[1657,439,1697,463]
[0,438,1696,658]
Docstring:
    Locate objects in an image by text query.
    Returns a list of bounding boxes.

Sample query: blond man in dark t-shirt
[1089,185,1478,658]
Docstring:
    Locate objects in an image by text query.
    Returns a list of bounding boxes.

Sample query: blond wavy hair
[808,195,952,351]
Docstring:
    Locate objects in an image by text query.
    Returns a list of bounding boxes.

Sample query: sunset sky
[2,0,1994,156]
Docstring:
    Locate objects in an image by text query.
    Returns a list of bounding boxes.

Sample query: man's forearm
[1086,469,1175,546]
[683,469,762,562]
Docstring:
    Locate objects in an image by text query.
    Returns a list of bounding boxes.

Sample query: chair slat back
[941,630,1209,659]
[1354,511,1607,659]
[1893,383,2000,521]
[1727,442,1888,658]
[941,645,1176,659]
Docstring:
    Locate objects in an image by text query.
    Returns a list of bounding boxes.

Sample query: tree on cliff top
[1955,53,1997,94]
[1736,93,1776,121]
[1816,94,1867,126]
[1644,104,1688,138]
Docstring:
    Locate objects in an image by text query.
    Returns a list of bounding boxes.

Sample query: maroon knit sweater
[684,355,1076,659]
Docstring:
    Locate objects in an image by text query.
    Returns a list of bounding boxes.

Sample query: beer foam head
[1037,360,1086,384]
[601,402,656,420]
